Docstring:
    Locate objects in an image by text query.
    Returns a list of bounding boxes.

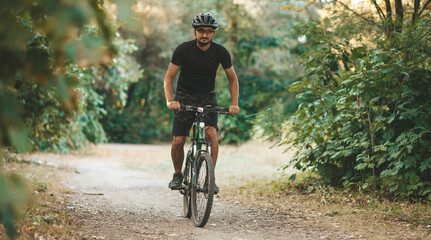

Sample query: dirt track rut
[59,144,353,240]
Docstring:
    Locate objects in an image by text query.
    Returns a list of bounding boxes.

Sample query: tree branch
[416,25,431,42]
[417,0,431,19]
[370,0,386,22]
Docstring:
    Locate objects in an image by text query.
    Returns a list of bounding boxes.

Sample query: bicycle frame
[178,104,231,226]
[185,107,212,193]
[180,105,229,193]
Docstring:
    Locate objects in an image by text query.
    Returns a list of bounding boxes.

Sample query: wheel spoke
[196,161,208,218]
[191,152,214,227]
[183,156,192,218]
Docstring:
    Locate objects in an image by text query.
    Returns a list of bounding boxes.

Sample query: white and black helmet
[192,13,218,29]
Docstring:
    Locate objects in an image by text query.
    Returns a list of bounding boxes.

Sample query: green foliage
[0,0,117,152]
[0,0,131,237]
[94,37,155,143]
[14,28,116,152]
[215,1,305,143]
[257,2,431,200]
[0,154,28,239]
[107,0,307,144]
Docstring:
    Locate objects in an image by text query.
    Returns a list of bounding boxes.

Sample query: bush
[257,3,431,200]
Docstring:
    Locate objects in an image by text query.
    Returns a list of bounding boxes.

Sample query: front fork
[191,147,211,192]
[181,117,212,195]
[187,120,212,193]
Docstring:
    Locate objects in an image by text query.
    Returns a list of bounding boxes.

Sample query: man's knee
[172,136,186,146]
[205,127,217,141]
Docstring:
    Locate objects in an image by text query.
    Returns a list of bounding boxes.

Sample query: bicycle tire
[183,154,192,218]
[191,151,215,227]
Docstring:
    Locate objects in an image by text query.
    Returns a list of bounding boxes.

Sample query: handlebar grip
[216,107,230,114]
[180,104,196,112]
[179,104,231,114]
[222,108,230,113]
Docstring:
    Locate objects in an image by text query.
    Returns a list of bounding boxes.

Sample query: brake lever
[218,109,234,117]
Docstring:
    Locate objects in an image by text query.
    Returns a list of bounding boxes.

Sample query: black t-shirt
[171,39,232,94]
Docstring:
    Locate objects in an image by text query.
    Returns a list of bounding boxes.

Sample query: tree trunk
[394,0,403,32]
[384,0,392,18]
[412,0,421,22]
[384,0,393,34]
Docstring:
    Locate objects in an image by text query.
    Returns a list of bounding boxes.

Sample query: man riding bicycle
[163,12,240,194]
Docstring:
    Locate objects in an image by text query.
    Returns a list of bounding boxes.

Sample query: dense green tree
[257,0,431,199]
[0,0,118,152]
[0,0,134,237]
[104,0,309,143]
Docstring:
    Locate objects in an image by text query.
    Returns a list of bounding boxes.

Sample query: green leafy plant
[0,0,132,237]
[257,0,431,200]
[0,156,28,239]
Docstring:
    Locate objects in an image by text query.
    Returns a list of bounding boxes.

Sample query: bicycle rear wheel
[191,151,215,227]
[183,155,192,218]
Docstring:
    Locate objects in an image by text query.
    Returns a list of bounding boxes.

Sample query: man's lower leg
[169,136,186,189]
[171,136,185,173]
[211,139,219,167]
[205,127,220,194]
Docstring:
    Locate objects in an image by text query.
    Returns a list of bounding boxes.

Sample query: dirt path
[59,144,352,240]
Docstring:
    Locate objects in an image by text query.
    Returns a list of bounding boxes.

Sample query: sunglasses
[196,28,215,35]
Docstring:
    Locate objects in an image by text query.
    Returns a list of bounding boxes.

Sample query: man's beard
[197,38,211,47]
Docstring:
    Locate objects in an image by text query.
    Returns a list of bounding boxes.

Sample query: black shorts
[173,90,218,137]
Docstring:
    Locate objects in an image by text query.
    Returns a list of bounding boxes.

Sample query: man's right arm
[163,63,181,110]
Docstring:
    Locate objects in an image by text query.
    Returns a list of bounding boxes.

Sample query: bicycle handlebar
[180,104,231,115]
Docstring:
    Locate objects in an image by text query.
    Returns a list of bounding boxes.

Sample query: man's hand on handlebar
[168,102,239,114]
[228,105,240,115]
[167,101,181,110]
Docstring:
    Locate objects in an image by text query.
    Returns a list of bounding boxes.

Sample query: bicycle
[176,104,231,227]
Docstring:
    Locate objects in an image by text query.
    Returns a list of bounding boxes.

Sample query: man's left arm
[224,66,240,114]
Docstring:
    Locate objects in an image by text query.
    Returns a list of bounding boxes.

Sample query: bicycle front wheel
[183,154,192,218]
[191,151,215,227]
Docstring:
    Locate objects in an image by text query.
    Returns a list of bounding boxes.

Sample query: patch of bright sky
[350,0,368,7]
[339,0,370,10]
[321,0,368,5]
[232,0,261,17]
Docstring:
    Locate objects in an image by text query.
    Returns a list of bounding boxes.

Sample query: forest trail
[57,143,352,240]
